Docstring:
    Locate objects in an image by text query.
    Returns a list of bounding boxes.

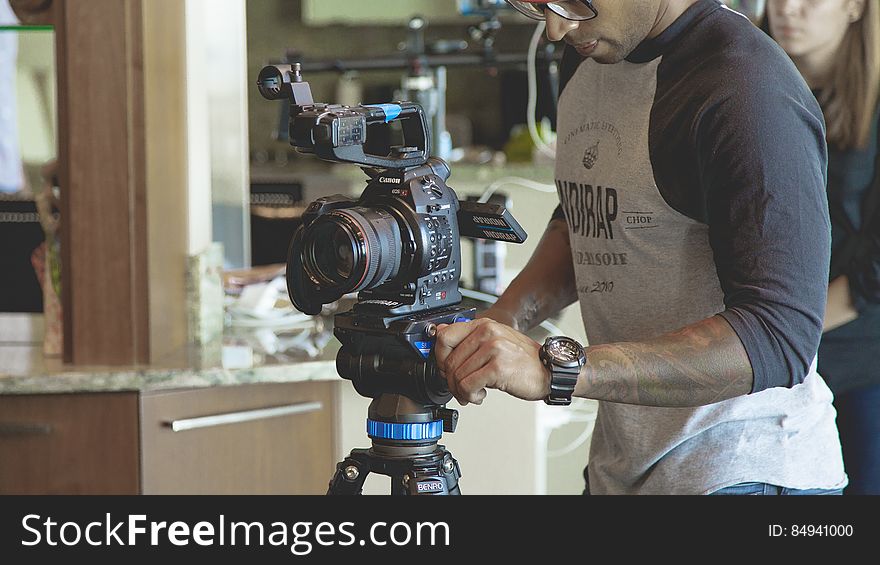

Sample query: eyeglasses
[504,0,598,22]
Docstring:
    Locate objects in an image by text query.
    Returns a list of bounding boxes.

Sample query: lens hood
[286,226,326,316]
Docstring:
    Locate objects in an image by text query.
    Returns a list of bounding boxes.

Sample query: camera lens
[332,229,355,279]
[301,208,402,294]
[306,221,358,286]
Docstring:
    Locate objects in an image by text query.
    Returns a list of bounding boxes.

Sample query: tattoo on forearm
[517,296,541,331]
[498,220,578,332]
[581,316,753,407]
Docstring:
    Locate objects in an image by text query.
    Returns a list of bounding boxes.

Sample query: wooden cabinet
[0,392,140,494]
[141,382,337,495]
[0,382,337,494]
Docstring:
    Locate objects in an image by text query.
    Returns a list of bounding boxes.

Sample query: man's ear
[9,0,55,26]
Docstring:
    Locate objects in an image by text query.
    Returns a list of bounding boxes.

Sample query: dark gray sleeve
[697,82,830,393]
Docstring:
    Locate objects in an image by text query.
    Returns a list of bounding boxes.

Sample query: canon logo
[379,177,402,184]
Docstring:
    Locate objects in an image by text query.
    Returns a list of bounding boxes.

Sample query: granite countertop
[0,315,342,396]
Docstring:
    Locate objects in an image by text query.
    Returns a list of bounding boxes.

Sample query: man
[435,0,847,495]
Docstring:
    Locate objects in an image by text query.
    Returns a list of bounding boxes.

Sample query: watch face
[546,338,583,365]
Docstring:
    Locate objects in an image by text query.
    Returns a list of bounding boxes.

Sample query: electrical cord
[545,409,597,458]
[476,176,557,204]
[527,21,557,160]
[475,23,559,207]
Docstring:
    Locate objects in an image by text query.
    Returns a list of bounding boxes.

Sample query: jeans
[709,483,843,495]
[834,383,880,495]
[582,466,843,495]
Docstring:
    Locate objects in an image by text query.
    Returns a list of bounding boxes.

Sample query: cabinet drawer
[0,393,140,494]
[140,382,337,494]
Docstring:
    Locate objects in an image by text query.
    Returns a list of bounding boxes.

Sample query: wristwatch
[539,336,586,406]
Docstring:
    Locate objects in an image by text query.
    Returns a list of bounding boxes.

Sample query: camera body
[289,157,470,319]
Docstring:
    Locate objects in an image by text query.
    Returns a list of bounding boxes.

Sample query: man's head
[505,1,694,64]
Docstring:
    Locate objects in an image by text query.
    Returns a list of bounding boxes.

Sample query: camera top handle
[258,64,431,169]
[311,103,430,169]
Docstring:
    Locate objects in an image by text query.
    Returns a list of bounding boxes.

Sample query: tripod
[327,393,462,495]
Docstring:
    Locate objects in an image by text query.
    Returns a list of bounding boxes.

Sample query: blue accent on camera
[365,104,402,123]
[414,340,433,359]
[367,419,443,441]
[453,315,473,324]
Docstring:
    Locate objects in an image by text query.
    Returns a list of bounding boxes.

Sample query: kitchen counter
[0,316,342,396]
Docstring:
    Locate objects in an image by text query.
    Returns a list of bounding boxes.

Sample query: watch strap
[541,337,584,406]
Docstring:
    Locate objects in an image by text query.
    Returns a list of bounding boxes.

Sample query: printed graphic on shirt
[561,119,623,170]
[583,141,599,169]
[555,181,619,240]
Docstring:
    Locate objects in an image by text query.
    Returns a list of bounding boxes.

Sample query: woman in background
[767,0,880,495]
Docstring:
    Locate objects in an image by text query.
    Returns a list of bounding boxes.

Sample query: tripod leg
[327,453,370,495]
[441,452,462,495]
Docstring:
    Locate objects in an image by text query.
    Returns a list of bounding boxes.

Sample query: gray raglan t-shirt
[551,0,846,494]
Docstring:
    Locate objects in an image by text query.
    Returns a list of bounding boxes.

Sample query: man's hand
[434,318,550,406]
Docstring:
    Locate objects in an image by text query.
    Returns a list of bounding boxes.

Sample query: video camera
[257,63,527,494]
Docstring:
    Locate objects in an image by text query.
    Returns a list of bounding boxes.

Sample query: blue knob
[367,419,443,441]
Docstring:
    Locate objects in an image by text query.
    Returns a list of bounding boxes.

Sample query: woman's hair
[824,2,880,150]
[765,3,880,150]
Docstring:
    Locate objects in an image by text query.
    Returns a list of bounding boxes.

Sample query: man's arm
[436,313,752,408]
[479,218,578,331]
[574,315,752,406]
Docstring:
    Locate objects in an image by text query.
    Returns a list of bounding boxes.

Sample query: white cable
[477,176,557,204]
[547,416,596,458]
[527,21,557,159]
